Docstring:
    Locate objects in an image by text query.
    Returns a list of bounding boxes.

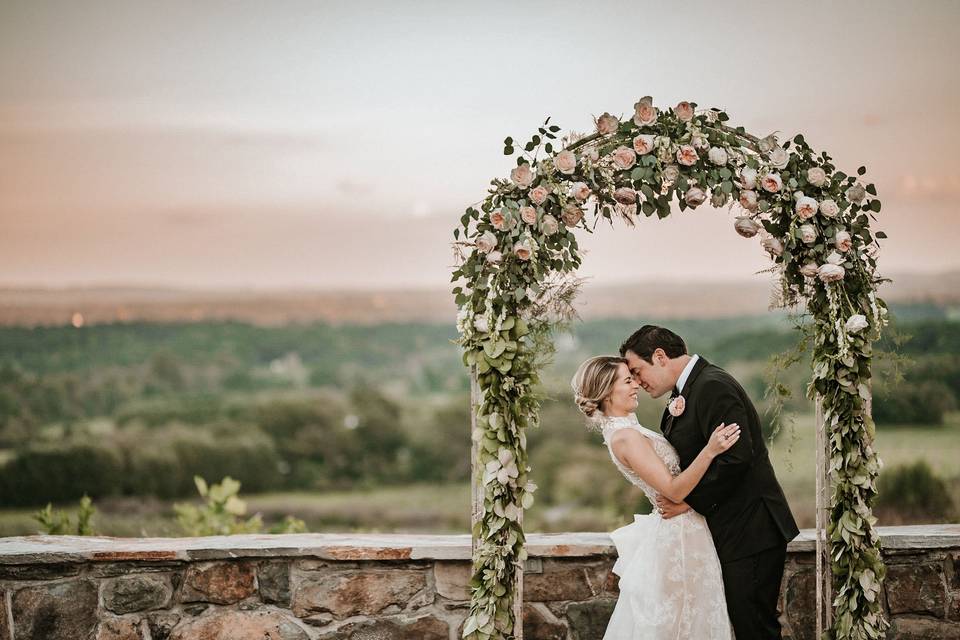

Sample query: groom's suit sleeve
[684,378,754,514]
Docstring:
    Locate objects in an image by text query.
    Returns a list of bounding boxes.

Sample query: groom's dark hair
[619,325,687,363]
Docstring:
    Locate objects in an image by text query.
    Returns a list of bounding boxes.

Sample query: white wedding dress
[600,414,734,639]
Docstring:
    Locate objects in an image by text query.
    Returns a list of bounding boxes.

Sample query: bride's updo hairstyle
[571,355,628,428]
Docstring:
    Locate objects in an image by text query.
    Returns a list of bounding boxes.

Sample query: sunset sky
[1,0,958,290]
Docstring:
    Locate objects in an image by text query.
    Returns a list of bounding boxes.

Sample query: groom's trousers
[720,543,788,639]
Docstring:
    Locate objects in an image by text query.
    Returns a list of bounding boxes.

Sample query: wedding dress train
[600,414,734,639]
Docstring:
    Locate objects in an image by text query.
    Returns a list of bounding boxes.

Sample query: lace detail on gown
[598,413,734,640]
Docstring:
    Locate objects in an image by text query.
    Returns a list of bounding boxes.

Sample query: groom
[620,325,799,639]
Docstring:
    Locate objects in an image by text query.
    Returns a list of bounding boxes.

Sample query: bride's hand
[706,422,741,457]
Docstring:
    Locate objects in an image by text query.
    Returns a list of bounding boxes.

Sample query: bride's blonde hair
[571,355,627,428]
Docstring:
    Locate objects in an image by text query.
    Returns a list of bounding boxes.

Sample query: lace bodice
[600,414,681,504]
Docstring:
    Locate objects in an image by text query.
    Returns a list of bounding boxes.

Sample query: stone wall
[0,525,957,639]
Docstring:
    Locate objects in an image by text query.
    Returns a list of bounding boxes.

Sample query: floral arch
[451,97,888,640]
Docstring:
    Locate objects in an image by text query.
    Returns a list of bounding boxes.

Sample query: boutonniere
[668,395,686,417]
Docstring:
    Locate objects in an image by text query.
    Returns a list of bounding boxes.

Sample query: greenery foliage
[33,495,97,535]
[174,476,307,536]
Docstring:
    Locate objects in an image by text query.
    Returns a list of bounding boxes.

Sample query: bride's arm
[610,423,740,503]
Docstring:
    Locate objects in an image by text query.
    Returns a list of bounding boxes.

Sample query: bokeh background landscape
[1,0,958,537]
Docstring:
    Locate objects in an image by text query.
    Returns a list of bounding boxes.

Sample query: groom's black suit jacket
[662,356,799,563]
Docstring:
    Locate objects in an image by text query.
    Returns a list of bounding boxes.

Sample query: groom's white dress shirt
[675,354,700,395]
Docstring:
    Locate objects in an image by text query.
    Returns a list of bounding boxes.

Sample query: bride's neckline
[601,413,640,428]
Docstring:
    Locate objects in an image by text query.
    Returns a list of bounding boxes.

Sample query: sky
[1,0,958,290]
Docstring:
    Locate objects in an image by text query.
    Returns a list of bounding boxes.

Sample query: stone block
[168,610,309,640]
[147,613,181,640]
[321,614,448,640]
[181,562,256,605]
[11,579,98,640]
[258,561,291,606]
[566,599,616,640]
[0,564,80,581]
[523,602,567,640]
[103,575,171,614]
[886,563,946,617]
[291,569,427,618]
[783,568,816,640]
[885,615,960,640]
[1,590,9,640]
[96,617,142,640]
[524,560,595,602]
[434,561,472,600]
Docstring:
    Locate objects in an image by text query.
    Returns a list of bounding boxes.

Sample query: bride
[572,355,737,639]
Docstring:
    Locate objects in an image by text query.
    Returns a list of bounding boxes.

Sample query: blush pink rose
[633,97,658,127]
[529,185,549,205]
[540,214,559,236]
[485,250,503,264]
[768,147,789,169]
[520,206,537,225]
[554,150,577,175]
[668,395,686,417]
[761,234,784,256]
[819,199,840,218]
[612,146,637,170]
[613,187,637,205]
[476,231,497,254]
[684,187,707,207]
[739,190,759,212]
[800,262,820,278]
[513,239,535,261]
[795,196,819,220]
[673,101,695,123]
[735,216,761,238]
[807,167,828,187]
[761,173,783,193]
[676,145,698,166]
[633,134,655,155]
[491,209,507,230]
[570,182,591,202]
[561,203,583,227]
[817,263,845,283]
[510,164,534,189]
[835,230,853,252]
[799,224,817,244]
[596,112,619,135]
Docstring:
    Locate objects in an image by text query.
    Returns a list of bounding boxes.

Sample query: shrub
[33,495,97,535]
[872,381,955,426]
[174,476,307,536]
[875,460,955,523]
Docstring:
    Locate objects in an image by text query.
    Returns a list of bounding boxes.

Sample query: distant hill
[1,270,958,326]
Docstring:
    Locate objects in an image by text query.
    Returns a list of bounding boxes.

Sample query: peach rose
[668,395,686,417]
[761,173,783,193]
[673,101,694,122]
[633,96,658,127]
[819,199,840,218]
[684,186,707,207]
[520,206,537,225]
[735,216,761,238]
[476,231,497,254]
[817,263,845,283]
[799,224,817,244]
[613,187,637,205]
[633,134,655,155]
[540,214,559,236]
[739,190,759,212]
[491,209,507,230]
[596,112,619,135]
[795,196,818,220]
[561,203,583,227]
[513,239,535,261]
[676,145,698,166]
[807,167,828,188]
[708,147,729,166]
[570,182,591,202]
[612,146,637,170]
[555,150,577,175]
[835,230,853,252]
[529,185,549,205]
[510,164,535,189]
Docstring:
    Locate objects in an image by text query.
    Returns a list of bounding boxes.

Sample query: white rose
[768,146,789,169]
[761,172,783,193]
[807,167,828,187]
[554,150,577,175]
[800,262,819,278]
[761,234,783,256]
[708,147,729,166]
[632,134,655,155]
[817,263,845,283]
[540,214,559,236]
[474,316,490,333]
[738,167,758,190]
[739,189,759,212]
[795,196,819,220]
[662,165,680,183]
[612,146,637,170]
[513,239,536,261]
[570,182,591,202]
[596,112,619,135]
[486,250,503,264]
[692,133,710,151]
[633,96,658,127]
[735,216,761,238]
[846,183,867,204]
[845,314,869,334]
[520,206,537,225]
[561,203,583,227]
[676,145,698,166]
[673,101,695,122]
[476,231,497,254]
[583,147,600,162]
[510,164,534,189]
[799,224,817,244]
[826,250,845,265]
[613,187,638,205]
[529,185,549,205]
[819,199,839,218]
[684,186,707,207]
[835,230,853,252]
